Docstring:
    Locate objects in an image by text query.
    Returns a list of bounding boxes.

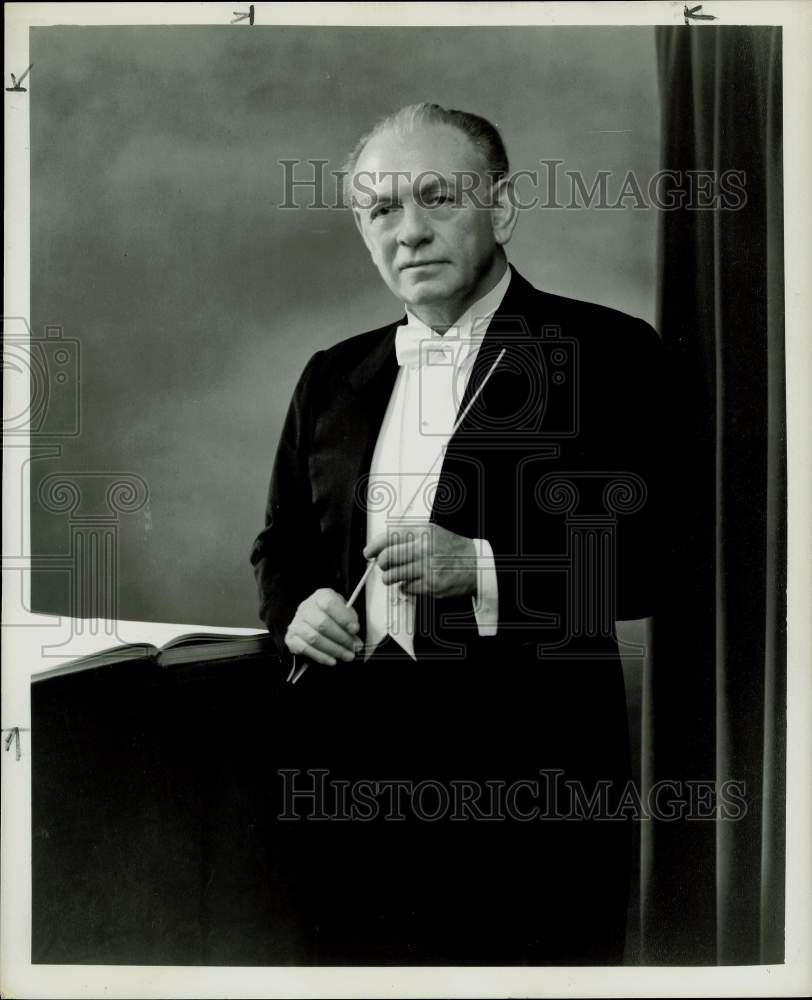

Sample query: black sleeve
[249,351,325,663]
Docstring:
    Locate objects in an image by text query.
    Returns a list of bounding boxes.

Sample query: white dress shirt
[364,266,512,659]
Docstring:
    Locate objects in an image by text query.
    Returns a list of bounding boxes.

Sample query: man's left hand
[363,524,477,599]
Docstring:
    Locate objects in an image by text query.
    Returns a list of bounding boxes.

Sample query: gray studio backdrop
[30,25,659,629]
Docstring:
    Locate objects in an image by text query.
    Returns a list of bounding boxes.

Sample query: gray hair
[342,102,510,188]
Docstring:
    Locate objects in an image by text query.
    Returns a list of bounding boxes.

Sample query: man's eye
[423,192,454,208]
[370,203,401,221]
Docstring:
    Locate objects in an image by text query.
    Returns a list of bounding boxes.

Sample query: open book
[32,631,276,683]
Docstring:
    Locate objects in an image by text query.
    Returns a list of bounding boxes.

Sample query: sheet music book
[31,631,276,683]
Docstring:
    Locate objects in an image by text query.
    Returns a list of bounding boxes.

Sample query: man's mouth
[399,261,447,271]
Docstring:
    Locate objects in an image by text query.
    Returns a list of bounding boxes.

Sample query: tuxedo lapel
[339,323,402,619]
[429,268,541,539]
[452,265,539,435]
[347,322,401,396]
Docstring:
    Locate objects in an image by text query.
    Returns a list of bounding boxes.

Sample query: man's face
[351,124,508,316]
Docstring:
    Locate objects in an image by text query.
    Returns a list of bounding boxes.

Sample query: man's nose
[396,202,433,247]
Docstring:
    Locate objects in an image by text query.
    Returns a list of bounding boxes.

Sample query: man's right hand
[284,588,362,666]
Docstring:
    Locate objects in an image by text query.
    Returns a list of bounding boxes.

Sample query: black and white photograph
[2,1,810,996]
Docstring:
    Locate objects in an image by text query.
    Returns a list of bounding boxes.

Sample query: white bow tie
[395,323,460,369]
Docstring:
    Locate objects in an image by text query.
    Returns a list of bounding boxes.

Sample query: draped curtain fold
[641,26,785,966]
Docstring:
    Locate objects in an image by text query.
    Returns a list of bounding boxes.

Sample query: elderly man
[251,103,662,965]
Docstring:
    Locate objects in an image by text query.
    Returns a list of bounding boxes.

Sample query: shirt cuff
[471,538,499,636]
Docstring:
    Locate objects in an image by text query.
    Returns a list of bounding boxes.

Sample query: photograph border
[3,2,810,997]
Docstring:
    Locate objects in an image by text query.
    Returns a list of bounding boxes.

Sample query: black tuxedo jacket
[249,267,664,964]
[250,266,663,671]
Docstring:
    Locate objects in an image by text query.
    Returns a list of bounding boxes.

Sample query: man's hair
[342,102,510,189]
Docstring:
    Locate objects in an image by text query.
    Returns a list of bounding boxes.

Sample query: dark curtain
[641,27,786,965]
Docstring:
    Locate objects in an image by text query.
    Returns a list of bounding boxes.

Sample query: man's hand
[285,588,361,666]
[364,524,477,599]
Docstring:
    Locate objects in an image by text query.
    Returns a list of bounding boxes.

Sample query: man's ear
[491,177,519,247]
